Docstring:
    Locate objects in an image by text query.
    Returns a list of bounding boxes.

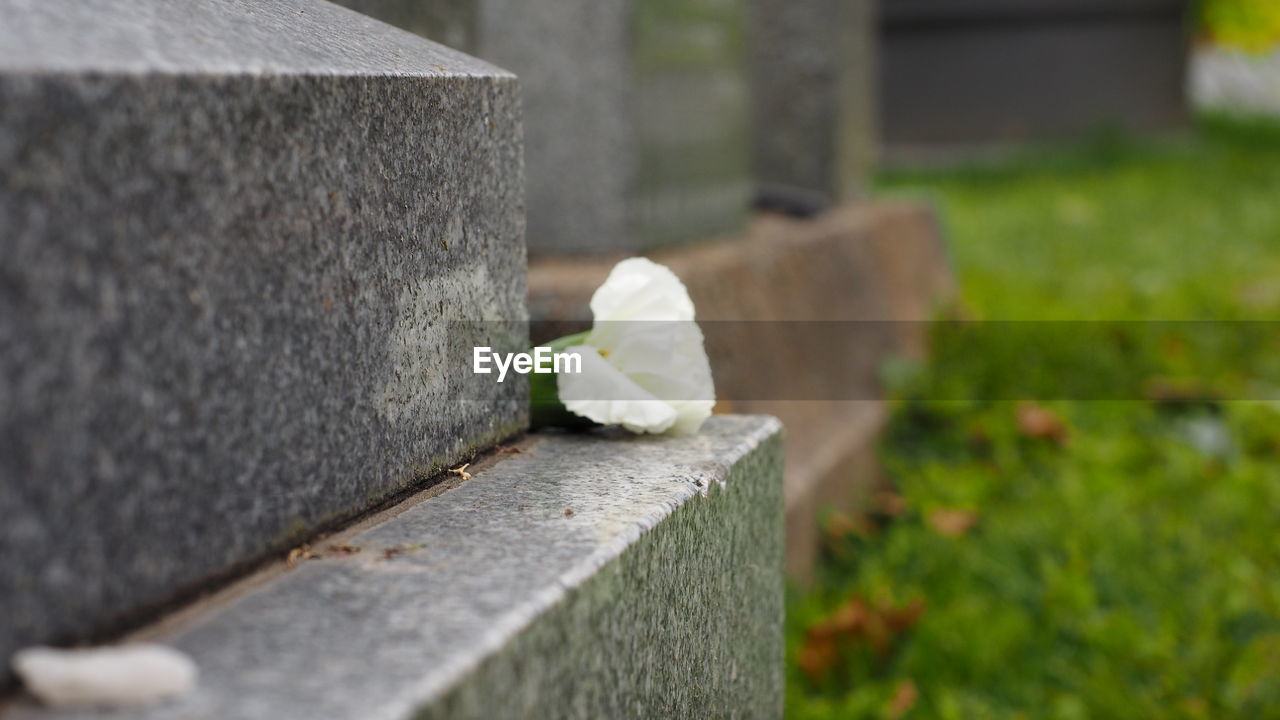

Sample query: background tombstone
[879,0,1190,159]
[335,0,752,255]
[0,0,525,673]
[749,0,878,208]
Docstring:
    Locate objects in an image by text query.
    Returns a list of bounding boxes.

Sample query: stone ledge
[3,416,784,720]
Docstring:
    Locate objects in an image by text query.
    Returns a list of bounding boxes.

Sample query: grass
[786,115,1280,720]
[1201,0,1280,53]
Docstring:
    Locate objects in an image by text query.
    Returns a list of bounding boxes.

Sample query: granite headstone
[0,0,525,671]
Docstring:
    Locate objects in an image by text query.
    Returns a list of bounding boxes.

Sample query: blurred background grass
[1201,0,1280,52]
[785,115,1280,719]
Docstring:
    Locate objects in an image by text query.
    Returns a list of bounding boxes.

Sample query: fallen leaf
[1016,402,1069,444]
[564,508,575,517]
[285,544,319,568]
[326,543,361,557]
[381,543,424,561]
[797,594,925,684]
[927,509,978,537]
[883,596,926,632]
[887,679,918,719]
[796,637,838,684]
[875,491,908,517]
[823,511,875,540]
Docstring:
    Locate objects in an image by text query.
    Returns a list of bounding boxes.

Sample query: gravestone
[0,0,525,672]
[334,0,752,255]
[749,0,877,206]
[6,416,785,719]
[880,0,1189,155]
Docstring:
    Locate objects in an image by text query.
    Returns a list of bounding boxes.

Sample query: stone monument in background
[879,0,1189,159]
[337,0,753,254]
[749,0,878,207]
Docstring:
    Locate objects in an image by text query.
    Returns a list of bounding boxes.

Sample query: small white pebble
[12,644,197,707]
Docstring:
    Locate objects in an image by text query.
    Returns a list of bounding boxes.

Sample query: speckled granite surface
[3,416,784,720]
[0,0,525,672]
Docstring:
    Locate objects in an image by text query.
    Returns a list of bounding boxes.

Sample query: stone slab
[749,0,877,203]
[333,0,752,255]
[529,202,953,577]
[0,0,525,673]
[2,415,785,720]
[880,0,1189,154]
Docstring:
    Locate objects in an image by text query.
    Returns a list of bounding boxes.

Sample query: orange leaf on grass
[1016,402,1069,444]
[887,679,919,719]
[927,508,978,537]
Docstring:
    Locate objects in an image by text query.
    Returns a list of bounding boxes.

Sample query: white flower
[12,644,197,707]
[557,258,715,435]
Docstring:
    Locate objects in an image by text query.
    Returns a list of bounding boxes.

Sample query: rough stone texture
[529,202,953,579]
[3,416,784,720]
[749,0,877,203]
[333,0,752,255]
[0,0,525,673]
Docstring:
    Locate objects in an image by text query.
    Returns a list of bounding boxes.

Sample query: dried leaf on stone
[285,544,319,568]
[381,543,424,561]
[326,543,361,557]
[927,509,979,537]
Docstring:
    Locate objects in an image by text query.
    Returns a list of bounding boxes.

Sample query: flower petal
[588,257,695,323]
[556,345,678,434]
[13,644,197,708]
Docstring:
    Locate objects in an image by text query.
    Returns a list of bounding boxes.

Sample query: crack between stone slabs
[0,431,539,706]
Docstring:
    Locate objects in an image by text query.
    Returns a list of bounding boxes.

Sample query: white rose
[557,258,715,435]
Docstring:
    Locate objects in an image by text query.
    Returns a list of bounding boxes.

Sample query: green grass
[1201,0,1280,53]
[786,116,1280,720]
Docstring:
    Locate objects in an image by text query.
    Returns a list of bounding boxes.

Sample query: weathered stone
[529,202,954,579]
[0,0,525,671]
[4,416,784,720]
[333,0,752,255]
[749,0,877,204]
